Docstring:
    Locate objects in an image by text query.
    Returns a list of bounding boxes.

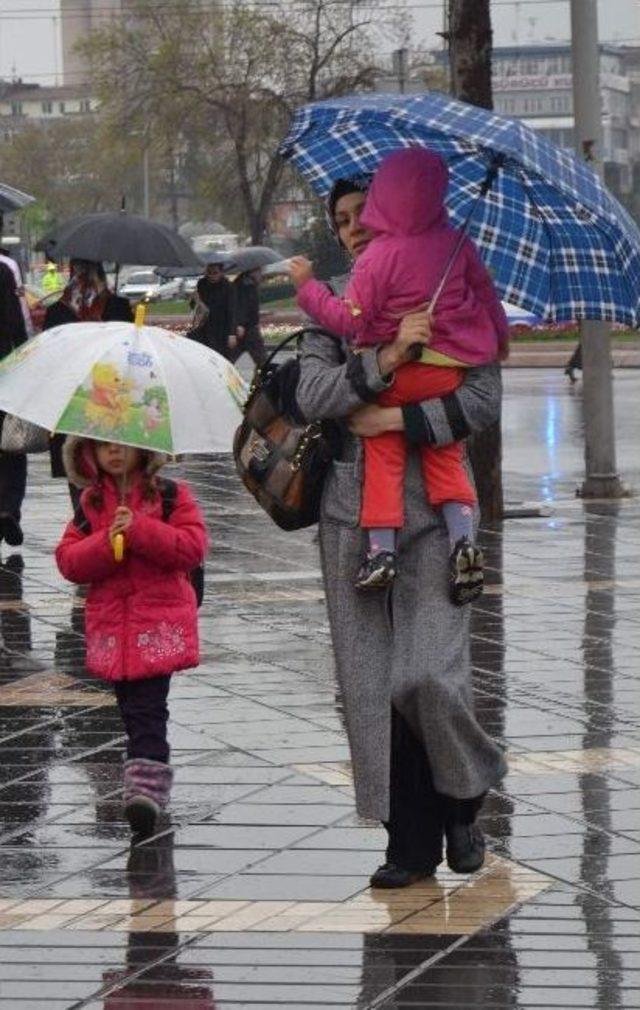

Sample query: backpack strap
[73,503,91,535]
[156,477,178,522]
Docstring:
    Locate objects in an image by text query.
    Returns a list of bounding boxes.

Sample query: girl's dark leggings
[114,675,171,764]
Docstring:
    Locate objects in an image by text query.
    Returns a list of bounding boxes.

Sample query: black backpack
[73,476,204,606]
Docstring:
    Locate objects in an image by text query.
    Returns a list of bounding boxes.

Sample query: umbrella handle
[135,303,147,327]
[112,532,125,562]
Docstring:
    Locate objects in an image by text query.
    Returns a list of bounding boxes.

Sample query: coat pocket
[320,460,361,528]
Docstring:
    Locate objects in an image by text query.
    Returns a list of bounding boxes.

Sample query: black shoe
[369,862,436,889]
[564,366,577,384]
[449,537,483,606]
[125,795,159,841]
[0,514,23,547]
[355,551,397,590]
[445,823,486,874]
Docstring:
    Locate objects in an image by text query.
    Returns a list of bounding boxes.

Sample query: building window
[59,102,66,114]
[41,101,53,114]
[80,99,91,113]
[11,102,23,116]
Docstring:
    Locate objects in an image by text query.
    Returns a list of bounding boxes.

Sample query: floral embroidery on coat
[86,633,117,671]
[136,622,187,662]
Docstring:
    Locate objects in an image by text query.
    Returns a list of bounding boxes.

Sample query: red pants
[361,362,477,528]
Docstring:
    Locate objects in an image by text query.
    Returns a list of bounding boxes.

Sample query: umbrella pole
[429,153,505,316]
[112,465,127,562]
[114,263,120,293]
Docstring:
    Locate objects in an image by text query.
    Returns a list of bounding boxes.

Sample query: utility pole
[570,0,624,498]
[448,0,502,523]
[143,146,150,218]
[393,47,408,94]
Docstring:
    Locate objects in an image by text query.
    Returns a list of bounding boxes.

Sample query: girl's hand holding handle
[288,256,315,289]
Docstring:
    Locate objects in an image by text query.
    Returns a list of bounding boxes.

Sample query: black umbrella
[0,182,35,213]
[222,246,282,273]
[36,212,201,268]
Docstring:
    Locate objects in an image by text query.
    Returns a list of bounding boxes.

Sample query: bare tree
[448,0,503,523]
[82,0,398,241]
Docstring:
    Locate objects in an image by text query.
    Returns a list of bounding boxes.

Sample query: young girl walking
[56,437,207,840]
[289,147,509,602]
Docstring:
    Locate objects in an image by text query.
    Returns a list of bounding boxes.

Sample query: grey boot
[124,758,173,840]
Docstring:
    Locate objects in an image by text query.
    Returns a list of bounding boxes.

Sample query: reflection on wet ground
[0,369,639,1008]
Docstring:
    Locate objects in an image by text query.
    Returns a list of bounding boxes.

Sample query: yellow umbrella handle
[112,533,125,562]
[135,303,147,327]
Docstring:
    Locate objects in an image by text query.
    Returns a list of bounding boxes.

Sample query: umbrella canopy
[279,91,640,327]
[222,247,282,274]
[0,182,35,213]
[36,212,201,268]
[0,320,246,454]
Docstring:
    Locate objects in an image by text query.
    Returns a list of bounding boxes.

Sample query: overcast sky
[0,0,638,84]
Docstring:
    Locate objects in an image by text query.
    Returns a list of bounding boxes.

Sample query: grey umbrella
[36,212,201,268]
[0,182,35,213]
[222,246,282,273]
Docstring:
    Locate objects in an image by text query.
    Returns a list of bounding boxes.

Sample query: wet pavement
[1,367,639,1009]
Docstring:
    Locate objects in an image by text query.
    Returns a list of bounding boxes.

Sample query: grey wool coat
[296,331,508,821]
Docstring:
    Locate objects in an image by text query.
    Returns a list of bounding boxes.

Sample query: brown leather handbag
[233,329,341,531]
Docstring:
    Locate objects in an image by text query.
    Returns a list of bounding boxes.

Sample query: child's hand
[288,256,314,289]
[110,506,133,538]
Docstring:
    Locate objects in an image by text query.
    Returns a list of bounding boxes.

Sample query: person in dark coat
[42,259,133,509]
[0,262,29,546]
[230,268,268,367]
[189,262,235,356]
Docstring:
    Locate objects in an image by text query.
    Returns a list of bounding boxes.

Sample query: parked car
[119,270,184,303]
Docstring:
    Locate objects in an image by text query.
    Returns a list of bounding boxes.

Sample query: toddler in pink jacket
[56,437,207,840]
[290,147,509,601]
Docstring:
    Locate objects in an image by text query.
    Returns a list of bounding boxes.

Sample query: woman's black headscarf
[326,176,372,246]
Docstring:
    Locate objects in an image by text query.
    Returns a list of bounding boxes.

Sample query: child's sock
[367,528,396,556]
[441,502,474,548]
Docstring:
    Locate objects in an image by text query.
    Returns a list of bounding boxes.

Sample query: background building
[60,0,126,85]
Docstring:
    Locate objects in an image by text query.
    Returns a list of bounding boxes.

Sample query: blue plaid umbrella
[279,92,640,327]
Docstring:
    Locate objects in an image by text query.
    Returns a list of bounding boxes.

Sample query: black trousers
[230,328,268,368]
[384,707,485,871]
[114,675,171,764]
[384,707,446,871]
[0,452,27,521]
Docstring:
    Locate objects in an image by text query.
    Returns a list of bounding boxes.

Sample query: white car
[119,270,184,303]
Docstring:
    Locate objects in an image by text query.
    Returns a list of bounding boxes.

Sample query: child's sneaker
[449,537,484,606]
[355,551,397,590]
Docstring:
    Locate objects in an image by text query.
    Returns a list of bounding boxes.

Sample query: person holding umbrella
[55,436,207,841]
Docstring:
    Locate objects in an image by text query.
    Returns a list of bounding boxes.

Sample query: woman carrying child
[293,168,507,887]
[55,438,207,841]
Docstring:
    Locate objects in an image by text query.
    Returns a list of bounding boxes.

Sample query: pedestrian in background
[229,268,268,368]
[56,437,207,841]
[0,262,29,547]
[565,340,582,383]
[42,258,133,511]
[189,262,235,357]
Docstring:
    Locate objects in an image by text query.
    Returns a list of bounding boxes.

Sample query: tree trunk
[449,0,503,523]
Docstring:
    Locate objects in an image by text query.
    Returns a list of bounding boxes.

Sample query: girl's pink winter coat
[55,438,207,683]
[297,148,509,365]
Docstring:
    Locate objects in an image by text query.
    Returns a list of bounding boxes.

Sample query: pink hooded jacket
[297,148,509,364]
[55,438,207,683]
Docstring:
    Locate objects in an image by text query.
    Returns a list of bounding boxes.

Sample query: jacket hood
[63,436,169,489]
[360,148,449,236]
